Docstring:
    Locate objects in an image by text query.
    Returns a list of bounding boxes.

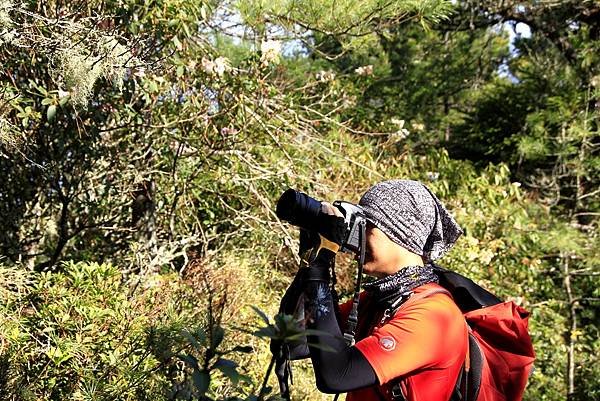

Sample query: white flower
[201,57,215,74]
[368,98,383,108]
[426,171,440,181]
[132,67,146,78]
[260,40,281,65]
[201,56,231,77]
[58,89,70,99]
[0,0,13,30]
[480,249,495,264]
[411,122,425,131]
[316,70,336,82]
[390,118,405,128]
[213,56,231,76]
[354,65,373,76]
[220,127,238,136]
[396,128,410,139]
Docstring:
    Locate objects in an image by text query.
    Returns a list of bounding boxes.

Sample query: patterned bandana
[363,264,439,310]
[359,179,463,261]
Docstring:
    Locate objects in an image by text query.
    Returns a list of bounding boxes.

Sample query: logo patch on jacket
[379,336,396,351]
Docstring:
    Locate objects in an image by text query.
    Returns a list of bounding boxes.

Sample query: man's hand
[320,202,344,218]
[301,202,346,282]
[315,202,346,254]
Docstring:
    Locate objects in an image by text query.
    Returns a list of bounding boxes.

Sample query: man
[291,180,467,401]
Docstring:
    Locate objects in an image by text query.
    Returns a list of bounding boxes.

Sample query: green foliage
[177,326,255,400]
[237,0,452,39]
[1,0,599,400]
[1,262,175,399]
[0,259,326,400]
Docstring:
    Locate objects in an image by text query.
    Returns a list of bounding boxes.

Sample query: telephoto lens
[275,189,322,232]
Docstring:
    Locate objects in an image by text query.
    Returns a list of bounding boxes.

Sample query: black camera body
[331,200,365,254]
[276,189,367,255]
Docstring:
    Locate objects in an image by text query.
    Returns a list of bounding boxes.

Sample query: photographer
[278,180,467,401]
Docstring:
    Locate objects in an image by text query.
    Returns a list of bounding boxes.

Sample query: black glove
[315,212,347,247]
[299,229,320,258]
[304,212,346,282]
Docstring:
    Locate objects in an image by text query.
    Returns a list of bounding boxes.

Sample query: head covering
[358,179,463,261]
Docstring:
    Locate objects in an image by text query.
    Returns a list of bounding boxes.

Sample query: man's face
[357,221,424,278]
[360,222,402,278]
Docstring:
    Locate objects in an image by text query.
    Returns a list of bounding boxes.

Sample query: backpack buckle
[390,383,407,401]
[343,332,356,346]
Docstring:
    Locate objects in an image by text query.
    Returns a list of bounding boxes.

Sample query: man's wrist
[305,244,336,282]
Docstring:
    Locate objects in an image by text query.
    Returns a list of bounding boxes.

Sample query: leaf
[299,329,335,338]
[30,80,48,95]
[221,367,241,384]
[177,353,199,370]
[211,326,224,349]
[273,313,295,329]
[238,373,253,384]
[250,306,270,325]
[306,342,337,353]
[252,326,277,339]
[230,345,253,353]
[180,21,191,38]
[108,352,117,365]
[182,329,205,350]
[213,358,237,369]
[215,359,241,384]
[59,95,70,107]
[192,370,210,395]
[148,81,158,93]
[47,105,57,121]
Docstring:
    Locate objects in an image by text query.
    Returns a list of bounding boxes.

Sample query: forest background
[0,0,598,400]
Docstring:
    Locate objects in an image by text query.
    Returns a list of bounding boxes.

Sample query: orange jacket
[339,283,468,401]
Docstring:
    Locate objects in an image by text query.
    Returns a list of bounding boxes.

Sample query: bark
[561,253,576,400]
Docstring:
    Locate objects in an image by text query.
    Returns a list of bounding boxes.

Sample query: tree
[303,1,599,399]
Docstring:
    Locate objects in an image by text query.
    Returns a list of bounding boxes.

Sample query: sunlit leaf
[250,305,271,325]
[47,105,57,121]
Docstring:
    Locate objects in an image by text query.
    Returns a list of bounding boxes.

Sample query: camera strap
[333,221,367,401]
[342,220,367,346]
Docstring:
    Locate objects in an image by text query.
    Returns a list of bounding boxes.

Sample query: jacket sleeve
[271,268,310,360]
[303,250,378,393]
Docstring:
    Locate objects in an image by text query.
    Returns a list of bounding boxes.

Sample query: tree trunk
[561,253,576,400]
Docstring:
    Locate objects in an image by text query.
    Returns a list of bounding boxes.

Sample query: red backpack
[430,265,536,401]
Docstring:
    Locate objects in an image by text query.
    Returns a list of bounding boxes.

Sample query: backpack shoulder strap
[412,286,482,401]
[432,264,501,312]
[388,285,467,401]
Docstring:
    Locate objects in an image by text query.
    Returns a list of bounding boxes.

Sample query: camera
[275,188,367,254]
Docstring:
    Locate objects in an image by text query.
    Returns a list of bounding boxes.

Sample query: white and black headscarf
[359,179,463,261]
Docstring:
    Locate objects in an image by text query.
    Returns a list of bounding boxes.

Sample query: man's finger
[321,202,344,217]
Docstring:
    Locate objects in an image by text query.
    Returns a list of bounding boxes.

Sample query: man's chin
[361,261,374,274]
[354,253,377,274]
